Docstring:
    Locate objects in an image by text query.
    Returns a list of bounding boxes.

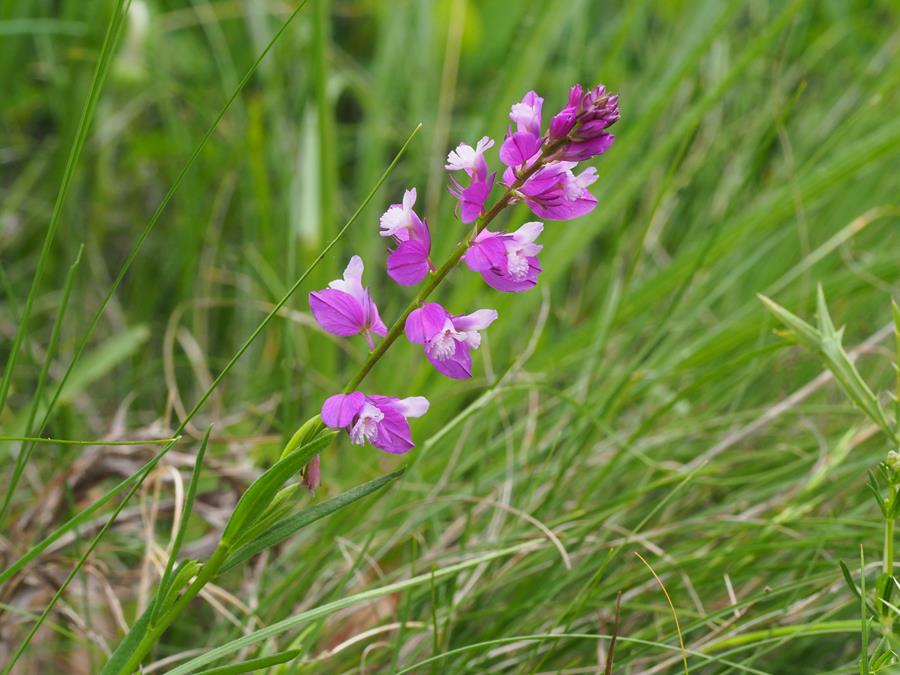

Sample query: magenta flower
[500,91,545,171]
[404,303,498,379]
[379,188,433,286]
[550,83,619,161]
[503,161,598,221]
[309,256,387,350]
[462,221,543,292]
[449,172,495,224]
[509,90,543,138]
[446,137,496,224]
[321,391,429,454]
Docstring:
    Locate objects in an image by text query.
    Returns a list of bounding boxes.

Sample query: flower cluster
[306,82,618,486]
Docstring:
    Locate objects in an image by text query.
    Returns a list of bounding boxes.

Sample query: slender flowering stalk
[111,82,618,673]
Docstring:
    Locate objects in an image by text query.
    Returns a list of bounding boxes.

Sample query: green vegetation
[2,0,899,672]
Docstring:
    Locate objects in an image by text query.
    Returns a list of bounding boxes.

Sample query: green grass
[2,0,900,672]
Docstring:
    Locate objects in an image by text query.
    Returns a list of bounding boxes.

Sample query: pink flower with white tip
[404,303,498,380]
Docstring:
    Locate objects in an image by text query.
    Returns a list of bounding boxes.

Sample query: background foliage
[2,0,899,672]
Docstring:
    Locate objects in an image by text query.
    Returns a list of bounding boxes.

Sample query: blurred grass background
[2,0,900,672]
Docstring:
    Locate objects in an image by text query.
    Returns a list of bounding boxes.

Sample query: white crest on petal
[427,319,461,361]
[445,142,477,172]
[379,205,407,237]
[379,188,418,237]
[349,401,383,445]
[513,221,543,245]
[329,255,366,302]
[475,136,495,153]
[402,187,417,210]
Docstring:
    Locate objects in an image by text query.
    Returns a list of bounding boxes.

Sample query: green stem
[885,491,895,581]
[117,544,230,675]
[702,620,861,653]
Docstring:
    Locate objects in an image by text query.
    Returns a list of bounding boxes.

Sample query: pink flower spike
[321,392,430,454]
[309,256,386,348]
[404,303,498,380]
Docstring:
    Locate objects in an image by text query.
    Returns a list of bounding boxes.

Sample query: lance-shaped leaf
[221,469,404,573]
[221,432,336,547]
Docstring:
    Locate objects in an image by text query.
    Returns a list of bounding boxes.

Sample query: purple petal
[523,192,597,221]
[363,290,388,337]
[462,231,508,273]
[499,131,541,168]
[549,106,578,139]
[560,134,614,161]
[453,173,495,224]
[368,397,415,454]
[510,90,544,137]
[321,391,366,428]
[309,289,365,336]
[387,239,431,286]
[426,340,472,380]
[405,303,449,344]
[479,256,541,293]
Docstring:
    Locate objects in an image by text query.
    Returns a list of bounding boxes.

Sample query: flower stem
[117,544,230,675]
[885,489,895,581]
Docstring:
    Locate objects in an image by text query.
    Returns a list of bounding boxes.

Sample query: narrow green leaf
[1,244,83,523]
[168,543,537,674]
[221,433,335,546]
[194,648,301,675]
[99,606,153,675]
[840,561,861,601]
[149,427,211,624]
[758,294,820,348]
[221,468,405,573]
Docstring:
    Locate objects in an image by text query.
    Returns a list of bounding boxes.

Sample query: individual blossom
[404,303,498,380]
[510,90,543,138]
[309,256,387,350]
[500,90,544,171]
[321,391,430,454]
[462,221,543,293]
[379,188,433,285]
[448,172,495,224]
[503,161,598,221]
[446,137,496,224]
